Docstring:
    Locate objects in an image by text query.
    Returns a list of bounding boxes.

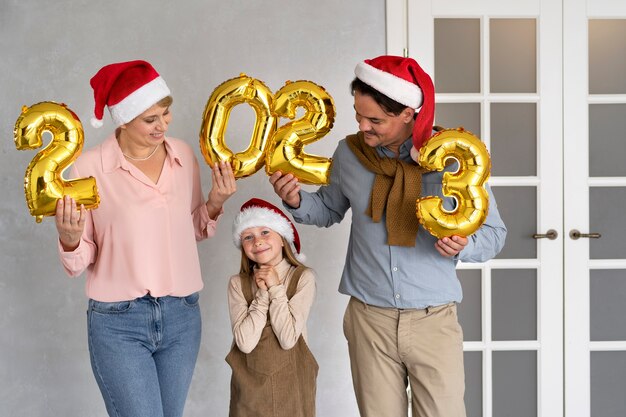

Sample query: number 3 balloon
[415,128,491,238]
[14,101,100,223]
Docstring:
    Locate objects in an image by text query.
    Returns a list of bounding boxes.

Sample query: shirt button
[395,294,400,299]
[392,267,398,272]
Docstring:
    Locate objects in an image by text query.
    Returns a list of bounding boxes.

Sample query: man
[269,55,506,417]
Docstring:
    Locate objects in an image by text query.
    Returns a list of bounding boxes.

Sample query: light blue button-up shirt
[287,134,507,309]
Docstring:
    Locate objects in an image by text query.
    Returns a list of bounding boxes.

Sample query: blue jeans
[87,293,201,417]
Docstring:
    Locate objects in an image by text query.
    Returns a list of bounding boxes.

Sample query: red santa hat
[354,55,435,157]
[233,198,305,262]
[89,60,171,128]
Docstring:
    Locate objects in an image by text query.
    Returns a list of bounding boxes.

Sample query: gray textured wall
[0,1,385,415]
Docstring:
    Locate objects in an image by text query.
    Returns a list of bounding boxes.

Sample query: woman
[55,60,236,417]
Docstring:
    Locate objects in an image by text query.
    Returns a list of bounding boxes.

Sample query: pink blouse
[58,134,216,302]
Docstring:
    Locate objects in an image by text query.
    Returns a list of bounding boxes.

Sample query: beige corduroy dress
[226,266,318,417]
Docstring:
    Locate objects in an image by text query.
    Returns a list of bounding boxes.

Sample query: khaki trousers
[343,297,466,417]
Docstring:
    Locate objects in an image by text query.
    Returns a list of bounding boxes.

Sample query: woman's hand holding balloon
[55,195,87,251]
[206,161,237,219]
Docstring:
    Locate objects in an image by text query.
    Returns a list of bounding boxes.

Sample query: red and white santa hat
[233,198,305,262]
[89,60,171,128]
[354,55,435,158]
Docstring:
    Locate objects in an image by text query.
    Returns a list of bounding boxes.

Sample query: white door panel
[564,0,626,416]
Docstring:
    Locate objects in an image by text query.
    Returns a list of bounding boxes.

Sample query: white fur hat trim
[355,61,423,109]
[232,207,294,249]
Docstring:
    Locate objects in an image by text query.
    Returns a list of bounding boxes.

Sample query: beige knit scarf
[347,133,426,247]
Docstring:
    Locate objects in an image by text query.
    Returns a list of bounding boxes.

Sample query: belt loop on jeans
[426,302,455,315]
[141,293,161,304]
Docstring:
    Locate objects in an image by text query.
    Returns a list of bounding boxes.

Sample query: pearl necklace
[122,144,160,161]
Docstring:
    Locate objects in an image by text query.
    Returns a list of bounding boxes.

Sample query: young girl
[226,198,318,417]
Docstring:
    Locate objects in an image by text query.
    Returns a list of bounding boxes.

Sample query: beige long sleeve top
[227,259,317,354]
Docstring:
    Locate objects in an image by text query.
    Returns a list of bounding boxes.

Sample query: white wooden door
[387,0,564,416]
[564,0,626,416]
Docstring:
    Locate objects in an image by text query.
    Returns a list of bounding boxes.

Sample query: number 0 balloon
[199,74,276,178]
[416,128,491,238]
[14,102,100,223]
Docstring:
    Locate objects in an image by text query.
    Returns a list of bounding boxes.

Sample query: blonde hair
[239,236,306,276]
[158,95,173,107]
[116,95,174,137]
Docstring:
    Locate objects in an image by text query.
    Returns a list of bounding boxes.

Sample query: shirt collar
[273,258,293,280]
[377,135,414,161]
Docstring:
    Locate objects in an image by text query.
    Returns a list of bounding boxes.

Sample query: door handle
[569,229,602,240]
[532,229,558,240]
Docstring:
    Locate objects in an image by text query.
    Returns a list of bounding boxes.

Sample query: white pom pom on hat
[89,60,171,128]
[233,198,306,263]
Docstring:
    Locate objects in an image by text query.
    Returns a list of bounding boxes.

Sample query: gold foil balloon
[416,128,490,238]
[265,80,335,185]
[14,102,100,223]
[200,75,336,185]
[200,74,276,178]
